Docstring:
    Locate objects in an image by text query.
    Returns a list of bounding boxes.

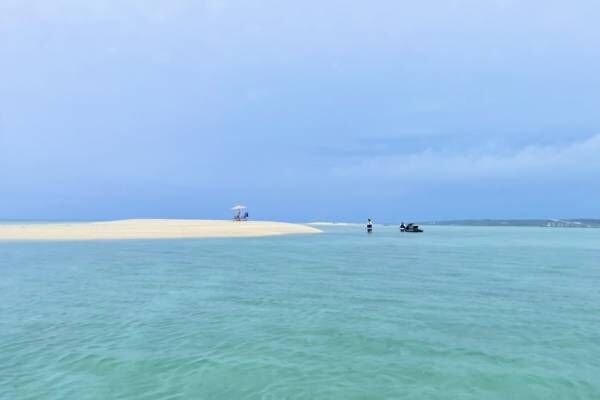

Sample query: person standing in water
[367,218,373,233]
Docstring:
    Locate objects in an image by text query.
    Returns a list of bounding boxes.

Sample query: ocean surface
[1,225,599,399]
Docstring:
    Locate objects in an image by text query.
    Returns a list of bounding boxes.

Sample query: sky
[1,0,599,222]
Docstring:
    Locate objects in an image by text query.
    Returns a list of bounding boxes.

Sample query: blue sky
[1,0,599,221]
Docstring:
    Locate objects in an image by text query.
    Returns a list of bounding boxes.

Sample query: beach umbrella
[231,204,248,221]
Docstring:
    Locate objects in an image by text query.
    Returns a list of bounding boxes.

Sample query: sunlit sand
[0,219,321,241]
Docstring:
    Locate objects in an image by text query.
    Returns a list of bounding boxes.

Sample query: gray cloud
[332,134,600,181]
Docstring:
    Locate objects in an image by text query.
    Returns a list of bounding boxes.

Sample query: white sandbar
[0,219,321,241]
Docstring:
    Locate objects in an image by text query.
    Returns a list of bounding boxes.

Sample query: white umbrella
[231,205,246,210]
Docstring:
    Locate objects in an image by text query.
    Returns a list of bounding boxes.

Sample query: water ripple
[1,226,600,399]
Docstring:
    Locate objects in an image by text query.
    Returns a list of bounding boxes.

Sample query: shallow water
[1,225,599,399]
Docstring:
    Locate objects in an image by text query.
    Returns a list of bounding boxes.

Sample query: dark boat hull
[400,226,423,233]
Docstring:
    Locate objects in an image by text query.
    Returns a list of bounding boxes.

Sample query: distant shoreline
[0,219,321,241]
[310,219,600,228]
[422,219,600,228]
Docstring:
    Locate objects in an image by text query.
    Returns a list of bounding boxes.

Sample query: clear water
[1,225,599,399]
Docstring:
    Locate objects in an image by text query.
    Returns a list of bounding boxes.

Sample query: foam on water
[1,226,599,399]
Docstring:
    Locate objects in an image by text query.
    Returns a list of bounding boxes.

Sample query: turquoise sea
[1,225,599,399]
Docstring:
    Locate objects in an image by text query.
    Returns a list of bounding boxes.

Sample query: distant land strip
[422,219,600,228]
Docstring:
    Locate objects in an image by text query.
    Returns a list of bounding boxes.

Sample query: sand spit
[0,219,321,241]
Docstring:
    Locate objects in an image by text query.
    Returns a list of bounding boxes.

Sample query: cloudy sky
[1,0,599,221]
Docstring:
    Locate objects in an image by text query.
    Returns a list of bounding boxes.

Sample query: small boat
[400,223,423,233]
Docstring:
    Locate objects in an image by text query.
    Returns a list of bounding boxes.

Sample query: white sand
[0,219,321,241]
